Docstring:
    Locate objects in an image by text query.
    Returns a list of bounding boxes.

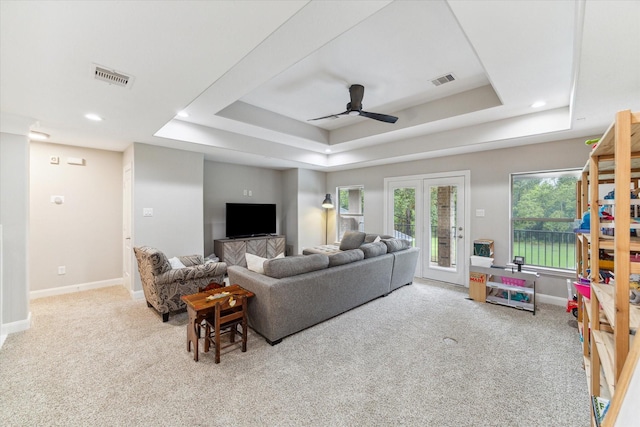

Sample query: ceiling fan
[308,84,398,124]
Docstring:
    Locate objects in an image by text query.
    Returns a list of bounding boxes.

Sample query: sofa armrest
[155,262,227,285]
[177,254,205,267]
[228,266,280,340]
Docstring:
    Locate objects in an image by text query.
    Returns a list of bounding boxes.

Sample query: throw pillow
[245,253,268,274]
[168,257,186,269]
[374,235,381,243]
[339,231,366,250]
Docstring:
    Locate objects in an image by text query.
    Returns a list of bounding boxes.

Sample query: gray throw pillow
[263,254,329,279]
[382,238,411,252]
[339,231,366,250]
[359,242,388,258]
[328,249,365,267]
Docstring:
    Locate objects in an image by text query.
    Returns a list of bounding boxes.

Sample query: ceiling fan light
[348,111,360,116]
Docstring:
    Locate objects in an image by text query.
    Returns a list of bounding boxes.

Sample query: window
[511,169,580,270]
[337,185,364,241]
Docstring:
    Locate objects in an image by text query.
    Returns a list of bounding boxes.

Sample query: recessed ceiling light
[85,113,103,121]
[325,148,332,153]
[177,111,189,118]
[28,131,49,140]
[531,101,546,108]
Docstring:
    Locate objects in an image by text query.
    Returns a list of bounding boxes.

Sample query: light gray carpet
[0,279,589,426]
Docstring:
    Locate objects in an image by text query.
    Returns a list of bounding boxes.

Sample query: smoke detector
[430,73,456,87]
[91,63,135,89]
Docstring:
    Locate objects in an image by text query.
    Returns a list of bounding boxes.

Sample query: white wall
[132,143,205,291]
[29,142,123,293]
[327,136,594,299]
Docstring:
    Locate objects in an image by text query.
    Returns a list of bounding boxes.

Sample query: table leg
[186,309,200,362]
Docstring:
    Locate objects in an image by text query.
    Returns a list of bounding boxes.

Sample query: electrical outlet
[143,208,153,217]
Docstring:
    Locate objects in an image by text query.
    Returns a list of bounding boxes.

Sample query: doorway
[385,171,470,286]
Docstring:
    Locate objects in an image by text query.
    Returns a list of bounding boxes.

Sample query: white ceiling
[1,0,639,171]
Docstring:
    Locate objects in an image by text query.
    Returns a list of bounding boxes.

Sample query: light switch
[143,208,153,217]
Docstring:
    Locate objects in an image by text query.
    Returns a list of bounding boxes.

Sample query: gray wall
[282,169,299,254]
[203,161,284,257]
[132,143,204,292]
[29,142,123,291]
[327,136,594,299]
[0,131,30,330]
[297,169,326,251]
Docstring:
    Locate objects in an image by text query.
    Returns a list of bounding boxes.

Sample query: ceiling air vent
[92,64,135,89]
[430,73,456,87]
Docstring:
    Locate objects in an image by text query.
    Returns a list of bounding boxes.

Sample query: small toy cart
[566,279,578,318]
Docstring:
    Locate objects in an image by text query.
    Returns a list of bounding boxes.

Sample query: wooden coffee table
[181,284,254,362]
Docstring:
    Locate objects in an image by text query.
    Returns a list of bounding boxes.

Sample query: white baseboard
[30,278,122,300]
[0,311,31,340]
[130,289,145,300]
[536,293,566,307]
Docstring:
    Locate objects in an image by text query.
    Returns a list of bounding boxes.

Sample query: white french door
[423,175,466,285]
[386,179,423,277]
[385,171,469,286]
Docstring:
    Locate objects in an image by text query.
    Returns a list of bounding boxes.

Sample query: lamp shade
[322,194,334,209]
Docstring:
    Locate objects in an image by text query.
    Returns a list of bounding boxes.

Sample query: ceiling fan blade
[349,84,364,111]
[359,110,398,123]
[307,111,349,121]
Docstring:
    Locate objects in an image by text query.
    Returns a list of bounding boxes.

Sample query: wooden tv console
[214,235,286,267]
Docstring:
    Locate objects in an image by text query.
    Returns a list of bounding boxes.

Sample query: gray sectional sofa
[227,232,420,345]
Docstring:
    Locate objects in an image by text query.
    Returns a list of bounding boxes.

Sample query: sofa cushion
[364,234,393,243]
[302,244,341,256]
[328,249,365,267]
[339,231,366,250]
[359,242,388,258]
[382,238,411,253]
[263,254,329,279]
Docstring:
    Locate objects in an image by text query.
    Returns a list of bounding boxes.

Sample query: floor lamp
[322,194,334,245]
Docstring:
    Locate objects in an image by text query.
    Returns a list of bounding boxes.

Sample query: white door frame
[384,170,471,286]
[123,164,133,293]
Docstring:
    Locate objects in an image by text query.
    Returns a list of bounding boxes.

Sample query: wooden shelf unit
[468,265,538,314]
[579,110,640,426]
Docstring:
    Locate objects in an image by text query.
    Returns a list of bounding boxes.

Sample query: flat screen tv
[225,203,277,238]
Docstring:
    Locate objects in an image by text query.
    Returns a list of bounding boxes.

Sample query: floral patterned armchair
[133,246,227,322]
